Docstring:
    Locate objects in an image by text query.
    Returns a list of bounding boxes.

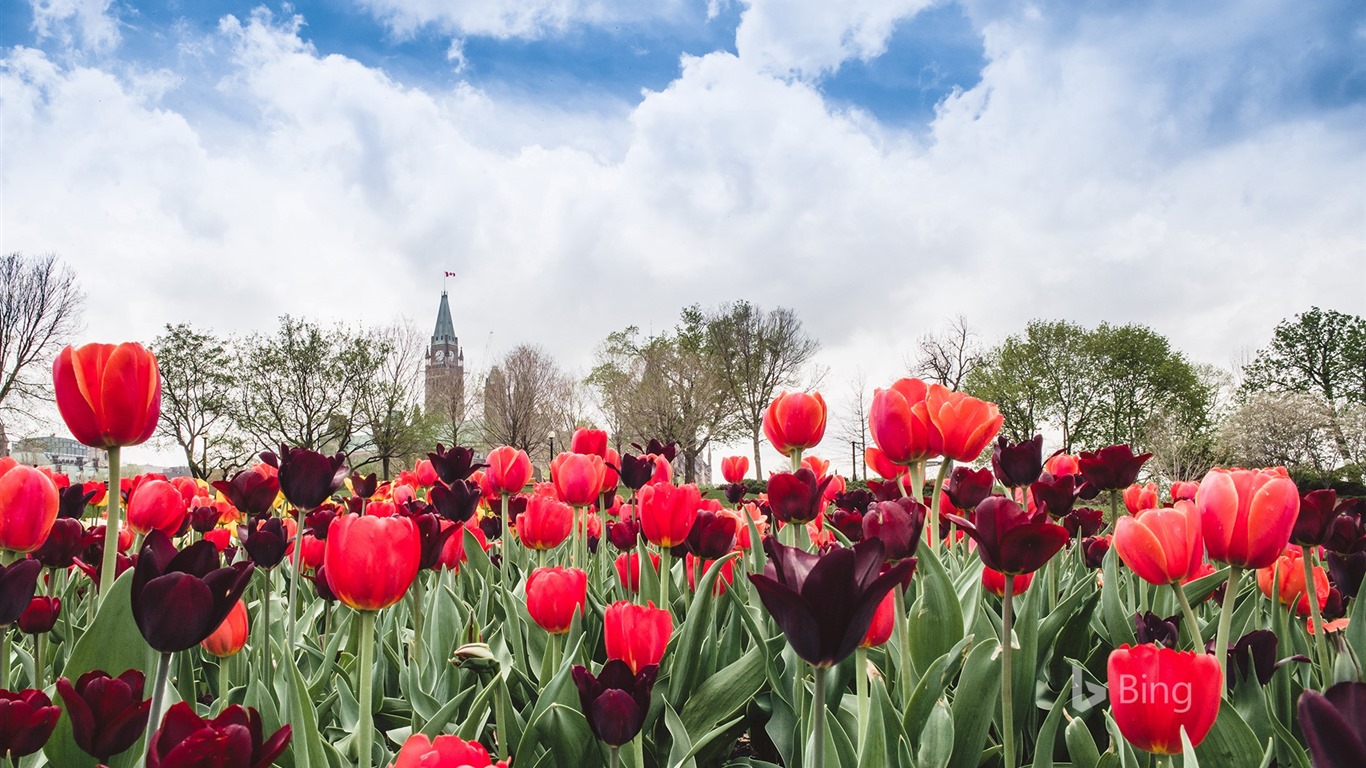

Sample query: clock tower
[424,290,465,414]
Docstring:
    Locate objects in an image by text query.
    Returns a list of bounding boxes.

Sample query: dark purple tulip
[747,537,914,668]
[861,498,926,562]
[348,472,378,500]
[504,495,528,528]
[945,495,1069,575]
[1076,444,1151,494]
[146,701,291,768]
[765,469,830,525]
[429,479,482,523]
[0,688,60,758]
[18,596,60,634]
[479,514,502,542]
[1063,507,1105,539]
[304,505,341,539]
[829,509,865,542]
[239,516,288,569]
[427,444,484,484]
[833,489,875,514]
[1029,472,1078,518]
[74,548,133,590]
[409,512,458,571]
[723,482,747,505]
[58,484,98,520]
[1081,536,1111,569]
[864,479,903,502]
[992,435,1044,488]
[1228,631,1279,687]
[1328,552,1366,599]
[1299,681,1366,768]
[1133,611,1180,648]
[0,559,41,625]
[686,510,739,559]
[131,531,254,653]
[187,506,220,534]
[639,439,677,463]
[1294,489,1340,547]
[606,519,640,551]
[260,445,346,511]
[616,454,655,491]
[30,517,90,569]
[944,467,994,512]
[211,469,281,518]
[1323,586,1346,620]
[307,568,338,602]
[572,660,657,747]
[56,669,151,761]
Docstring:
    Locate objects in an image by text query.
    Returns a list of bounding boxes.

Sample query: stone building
[424,290,465,414]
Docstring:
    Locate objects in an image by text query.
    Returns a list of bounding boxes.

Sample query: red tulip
[720,456,749,484]
[393,733,508,767]
[436,518,487,572]
[763,391,827,457]
[146,702,290,768]
[525,567,588,634]
[685,553,736,596]
[1108,644,1221,754]
[1170,481,1199,502]
[1123,483,1160,515]
[516,494,573,550]
[1113,503,1205,586]
[868,378,941,465]
[601,449,621,495]
[570,428,608,458]
[1197,467,1298,569]
[946,496,1069,575]
[127,480,189,537]
[981,567,1033,598]
[200,599,249,657]
[324,513,420,611]
[551,453,606,506]
[18,596,60,634]
[52,342,161,449]
[638,482,702,548]
[0,464,60,553]
[924,385,1003,463]
[859,590,896,648]
[604,600,672,674]
[614,552,660,593]
[485,447,533,496]
[1257,549,1329,616]
[1045,453,1080,477]
[56,669,151,762]
[864,446,908,480]
[0,688,60,759]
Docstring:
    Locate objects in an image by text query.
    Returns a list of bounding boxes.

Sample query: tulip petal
[748,573,824,666]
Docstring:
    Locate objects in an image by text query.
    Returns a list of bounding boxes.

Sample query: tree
[481,344,570,465]
[233,316,382,458]
[835,370,869,481]
[910,315,982,390]
[704,301,819,477]
[152,323,250,479]
[1089,323,1211,448]
[1242,307,1366,463]
[1219,391,1340,480]
[0,253,83,439]
[355,321,432,479]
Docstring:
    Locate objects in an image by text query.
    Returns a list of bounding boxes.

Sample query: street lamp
[548,430,556,469]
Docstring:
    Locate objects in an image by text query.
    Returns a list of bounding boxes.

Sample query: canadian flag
[444,271,457,277]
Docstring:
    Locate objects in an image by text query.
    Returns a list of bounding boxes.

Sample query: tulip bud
[18,595,60,634]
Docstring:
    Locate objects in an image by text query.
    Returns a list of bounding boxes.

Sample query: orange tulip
[924,384,1003,463]
[868,378,941,464]
[763,391,827,458]
[720,456,749,484]
[0,465,60,553]
[52,343,161,449]
[126,479,189,537]
[1123,483,1160,515]
[1257,548,1329,616]
[200,599,249,657]
[1113,503,1205,586]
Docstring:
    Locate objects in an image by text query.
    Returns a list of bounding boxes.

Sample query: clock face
[434,350,444,363]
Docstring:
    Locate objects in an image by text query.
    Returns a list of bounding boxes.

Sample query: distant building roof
[433,290,456,345]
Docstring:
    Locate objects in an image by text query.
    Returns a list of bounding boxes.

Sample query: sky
[2,0,1365,475]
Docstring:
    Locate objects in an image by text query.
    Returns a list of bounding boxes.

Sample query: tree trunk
[382,456,392,481]
[752,431,763,479]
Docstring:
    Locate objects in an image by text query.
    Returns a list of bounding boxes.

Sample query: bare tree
[481,344,570,465]
[0,253,84,437]
[910,315,982,390]
[835,370,869,481]
[355,320,431,479]
[704,301,819,477]
[152,323,250,479]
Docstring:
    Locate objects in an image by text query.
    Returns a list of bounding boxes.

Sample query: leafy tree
[704,301,818,477]
[1242,307,1366,462]
[152,323,250,479]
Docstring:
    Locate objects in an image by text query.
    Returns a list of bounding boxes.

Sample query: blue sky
[2,0,1363,471]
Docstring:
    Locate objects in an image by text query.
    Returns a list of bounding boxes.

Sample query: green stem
[1001,576,1016,768]
[141,651,173,767]
[500,494,511,587]
[572,505,582,568]
[1107,490,1119,529]
[260,575,272,683]
[811,664,827,768]
[855,647,869,754]
[659,548,671,613]
[609,745,621,768]
[218,657,231,714]
[1172,582,1203,651]
[632,734,644,768]
[790,450,803,474]
[1214,566,1243,694]
[411,573,426,670]
[929,459,952,555]
[100,446,122,604]
[287,517,303,651]
[357,610,376,768]
[1302,546,1332,685]
[895,584,910,704]
[35,631,47,690]
[0,629,10,690]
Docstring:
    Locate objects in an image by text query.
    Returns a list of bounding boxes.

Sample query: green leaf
[947,636,1001,768]
[903,635,971,748]
[669,552,742,705]
[1193,700,1264,768]
[680,643,767,738]
[908,541,965,676]
[1030,690,1068,768]
[917,700,954,768]
[1101,546,1136,648]
[1181,726,1201,767]
[1064,717,1101,768]
[285,653,330,768]
[1182,566,1231,605]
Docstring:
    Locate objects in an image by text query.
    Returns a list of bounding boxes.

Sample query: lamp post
[548,430,556,472]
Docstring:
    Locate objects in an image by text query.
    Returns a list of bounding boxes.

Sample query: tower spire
[432,291,455,345]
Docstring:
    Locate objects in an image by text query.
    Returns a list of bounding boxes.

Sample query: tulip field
[3,344,1366,768]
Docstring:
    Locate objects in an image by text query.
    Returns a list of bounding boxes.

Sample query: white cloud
[734,0,938,77]
[2,1,1363,473]
[28,0,122,53]
[351,0,685,40]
